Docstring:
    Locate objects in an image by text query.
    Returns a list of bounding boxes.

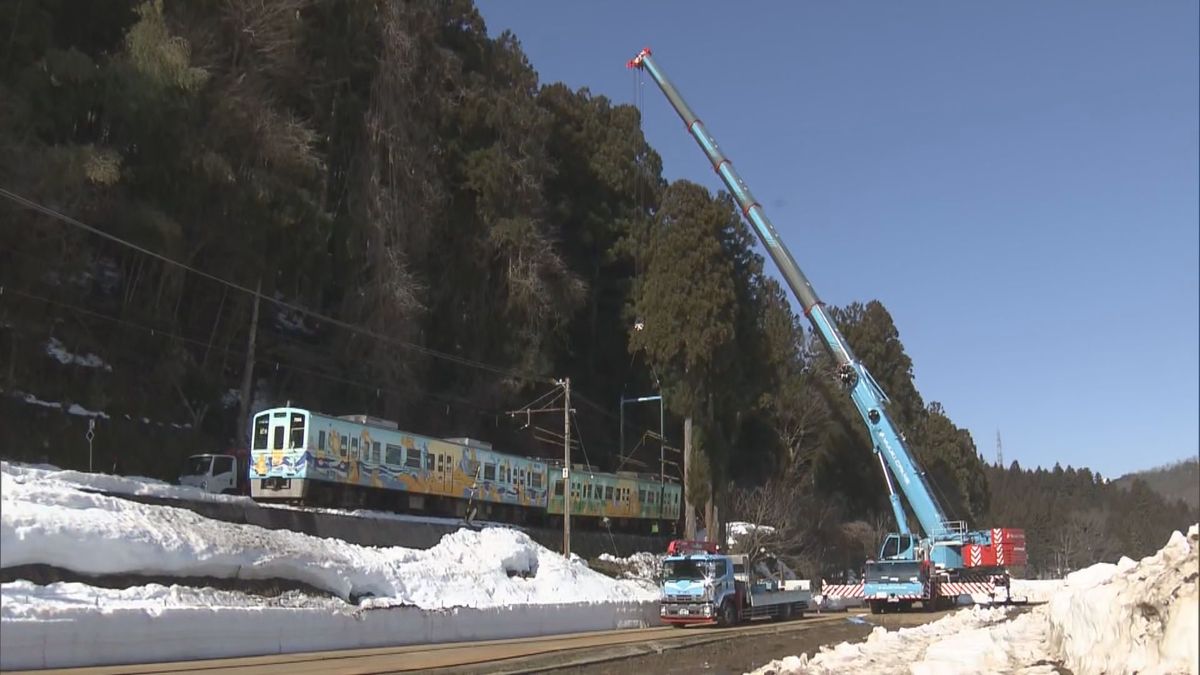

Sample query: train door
[436,450,452,494]
[268,412,288,461]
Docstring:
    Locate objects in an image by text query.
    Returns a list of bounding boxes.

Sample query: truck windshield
[663,559,713,582]
[183,456,211,476]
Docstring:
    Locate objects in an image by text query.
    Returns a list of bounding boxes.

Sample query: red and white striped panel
[822,582,864,598]
[939,581,995,597]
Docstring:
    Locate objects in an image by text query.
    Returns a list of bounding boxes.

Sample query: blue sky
[475,1,1199,479]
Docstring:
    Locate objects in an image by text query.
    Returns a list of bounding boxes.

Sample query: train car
[546,465,682,534]
[249,407,549,521]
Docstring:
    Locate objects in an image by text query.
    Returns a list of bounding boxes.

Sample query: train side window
[385,444,404,466]
[372,441,381,464]
[318,431,326,451]
[340,436,348,457]
[350,437,359,460]
[605,486,614,501]
[405,448,421,469]
[483,463,496,481]
[531,472,542,489]
[554,480,564,497]
[570,482,580,498]
[424,453,433,470]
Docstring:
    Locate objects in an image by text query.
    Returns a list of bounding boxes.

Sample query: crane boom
[628,47,952,541]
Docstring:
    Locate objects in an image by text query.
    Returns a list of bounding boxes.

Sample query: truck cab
[659,540,811,627]
[178,451,247,495]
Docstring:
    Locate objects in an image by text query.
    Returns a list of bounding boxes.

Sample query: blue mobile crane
[628,48,1026,613]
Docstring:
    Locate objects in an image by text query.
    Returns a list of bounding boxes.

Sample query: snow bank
[752,524,1200,675]
[598,551,662,590]
[0,462,657,609]
[2,460,241,504]
[728,521,776,546]
[1,581,659,670]
[1009,578,1063,603]
[1,461,515,528]
[748,606,1047,674]
[1047,524,1199,675]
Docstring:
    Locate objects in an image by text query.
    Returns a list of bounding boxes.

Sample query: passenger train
[249,406,682,534]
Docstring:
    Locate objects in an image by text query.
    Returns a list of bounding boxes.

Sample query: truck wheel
[718,600,737,627]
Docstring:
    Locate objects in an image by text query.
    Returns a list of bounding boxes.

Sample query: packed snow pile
[2,460,253,505]
[597,551,662,589]
[727,521,776,546]
[1047,524,1198,675]
[1008,577,1064,603]
[750,524,1200,675]
[0,460,515,528]
[0,461,657,609]
[748,605,1052,675]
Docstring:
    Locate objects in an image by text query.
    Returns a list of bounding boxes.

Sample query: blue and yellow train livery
[248,406,680,532]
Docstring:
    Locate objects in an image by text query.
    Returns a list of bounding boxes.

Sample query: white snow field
[0,461,659,670]
[750,524,1199,675]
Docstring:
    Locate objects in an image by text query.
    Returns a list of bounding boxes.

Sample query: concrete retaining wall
[1,600,663,670]
[98,492,670,559]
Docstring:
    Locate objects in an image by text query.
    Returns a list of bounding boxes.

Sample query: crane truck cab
[177,450,248,495]
[659,539,811,627]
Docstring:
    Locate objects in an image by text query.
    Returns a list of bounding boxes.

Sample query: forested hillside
[1115,458,1199,510]
[984,462,1198,578]
[0,0,1189,579]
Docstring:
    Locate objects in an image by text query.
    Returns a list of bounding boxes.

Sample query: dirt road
[468,609,957,675]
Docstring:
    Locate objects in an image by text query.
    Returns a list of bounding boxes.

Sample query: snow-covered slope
[0,461,656,609]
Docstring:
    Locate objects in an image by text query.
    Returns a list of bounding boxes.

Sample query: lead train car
[250,407,549,522]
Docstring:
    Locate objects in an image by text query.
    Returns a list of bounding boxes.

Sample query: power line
[1,286,503,416]
[0,186,553,385]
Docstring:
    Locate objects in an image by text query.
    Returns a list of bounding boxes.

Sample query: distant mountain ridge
[1115,457,1199,509]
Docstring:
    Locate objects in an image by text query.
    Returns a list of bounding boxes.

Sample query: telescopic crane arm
[628,47,952,541]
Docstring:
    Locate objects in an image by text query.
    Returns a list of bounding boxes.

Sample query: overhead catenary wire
[0,186,553,385]
[1,286,504,417]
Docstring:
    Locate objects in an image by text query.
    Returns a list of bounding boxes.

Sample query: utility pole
[684,416,695,540]
[996,430,1004,467]
[562,377,571,557]
[236,278,262,447]
[506,380,576,557]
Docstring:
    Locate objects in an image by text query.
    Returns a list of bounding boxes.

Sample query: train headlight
[702,603,712,616]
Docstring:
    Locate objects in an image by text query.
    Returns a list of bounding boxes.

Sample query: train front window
[253,416,269,450]
[289,413,305,449]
